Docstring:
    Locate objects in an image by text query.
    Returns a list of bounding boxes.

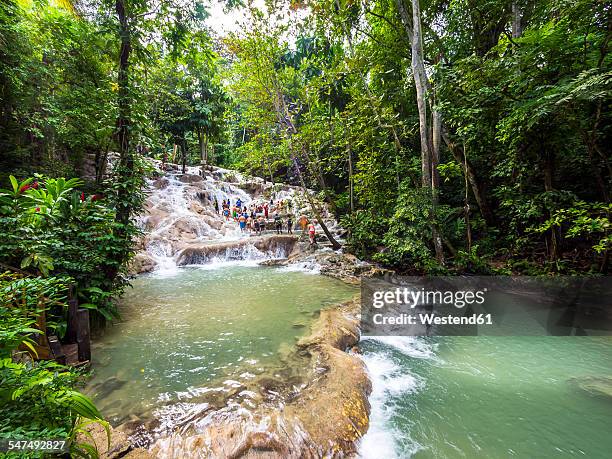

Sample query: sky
[204,1,263,36]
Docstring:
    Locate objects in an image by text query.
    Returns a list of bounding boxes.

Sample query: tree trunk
[543,151,559,261]
[463,144,472,253]
[292,152,342,250]
[346,122,354,213]
[114,0,133,237]
[512,2,522,38]
[397,0,445,263]
[181,137,187,174]
[442,130,496,226]
[203,135,208,164]
[284,120,342,250]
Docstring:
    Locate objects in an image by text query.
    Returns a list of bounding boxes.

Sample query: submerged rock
[570,376,612,399]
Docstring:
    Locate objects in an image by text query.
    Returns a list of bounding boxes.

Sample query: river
[85,264,357,426]
[359,336,611,458]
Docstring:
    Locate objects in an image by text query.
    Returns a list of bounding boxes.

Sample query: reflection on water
[85,265,356,425]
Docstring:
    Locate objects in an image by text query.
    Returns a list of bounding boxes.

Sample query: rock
[570,376,612,399]
[80,421,154,459]
[178,174,203,184]
[148,297,371,458]
[176,235,299,265]
[128,253,156,275]
[142,208,169,231]
[152,177,169,189]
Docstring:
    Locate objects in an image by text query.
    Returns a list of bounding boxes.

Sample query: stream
[85,264,356,426]
[360,336,612,458]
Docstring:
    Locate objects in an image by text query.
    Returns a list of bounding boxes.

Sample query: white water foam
[358,337,436,458]
[278,261,322,275]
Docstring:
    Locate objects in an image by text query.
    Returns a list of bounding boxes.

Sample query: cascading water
[136,163,336,274]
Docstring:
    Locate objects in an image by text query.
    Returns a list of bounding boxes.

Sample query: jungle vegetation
[0,0,609,451]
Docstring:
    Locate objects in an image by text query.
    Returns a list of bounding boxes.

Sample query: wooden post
[76,309,91,362]
[65,298,79,343]
[34,306,50,350]
[48,336,66,365]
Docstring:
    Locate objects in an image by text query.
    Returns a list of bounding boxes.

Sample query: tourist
[214,198,219,214]
[236,198,242,209]
[287,216,293,234]
[239,213,246,232]
[264,203,269,218]
[247,215,253,232]
[274,214,283,234]
[258,215,266,234]
[308,222,316,244]
[298,215,308,233]
[223,207,230,221]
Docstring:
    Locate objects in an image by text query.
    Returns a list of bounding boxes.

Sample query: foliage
[223,0,611,274]
[0,272,108,458]
[0,174,137,323]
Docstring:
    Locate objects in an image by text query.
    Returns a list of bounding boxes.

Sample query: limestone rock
[128,253,157,275]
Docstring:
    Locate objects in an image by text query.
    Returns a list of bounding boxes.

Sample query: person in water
[239,213,246,232]
[236,198,242,209]
[308,222,316,244]
[214,198,219,214]
[298,215,309,233]
[257,216,266,234]
[287,216,293,234]
[274,214,283,234]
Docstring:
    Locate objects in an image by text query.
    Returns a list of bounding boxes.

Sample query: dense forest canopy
[1,0,610,277]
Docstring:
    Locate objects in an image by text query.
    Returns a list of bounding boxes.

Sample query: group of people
[213,196,317,243]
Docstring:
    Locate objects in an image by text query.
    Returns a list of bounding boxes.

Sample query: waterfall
[137,162,330,273]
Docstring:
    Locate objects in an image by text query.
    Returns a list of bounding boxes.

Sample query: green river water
[360,336,612,458]
[85,265,357,424]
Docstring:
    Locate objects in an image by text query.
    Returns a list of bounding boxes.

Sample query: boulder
[128,253,157,275]
[178,174,203,184]
[152,177,169,189]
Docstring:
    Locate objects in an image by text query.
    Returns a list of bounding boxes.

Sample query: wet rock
[143,207,169,231]
[152,177,169,189]
[176,235,298,265]
[80,421,153,459]
[128,252,157,275]
[178,173,203,184]
[148,297,371,458]
[570,376,612,399]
